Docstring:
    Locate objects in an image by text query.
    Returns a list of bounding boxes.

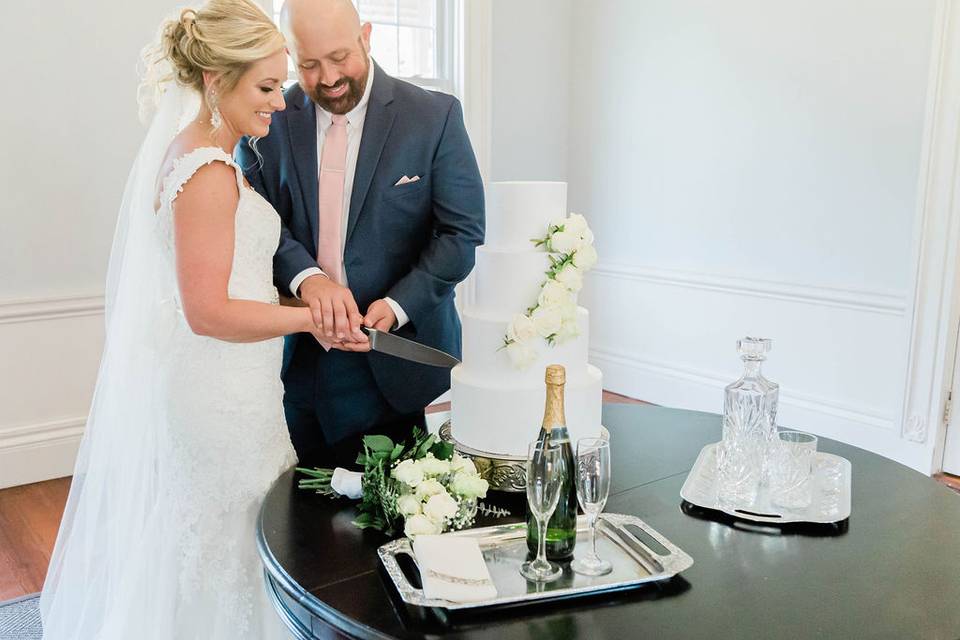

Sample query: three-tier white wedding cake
[450,182,603,457]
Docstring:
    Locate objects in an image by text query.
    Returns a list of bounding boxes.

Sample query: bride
[38,0,341,637]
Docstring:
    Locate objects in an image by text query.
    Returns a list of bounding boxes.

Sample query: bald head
[280,0,361,46]
[280,0,372,114]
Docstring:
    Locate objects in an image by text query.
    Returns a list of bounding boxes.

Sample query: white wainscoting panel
[0,295,104,488]
[582,265,922,469]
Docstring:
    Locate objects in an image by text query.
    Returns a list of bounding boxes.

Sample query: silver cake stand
[439,420,609,493]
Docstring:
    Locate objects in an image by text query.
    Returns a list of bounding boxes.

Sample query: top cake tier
[485,181,567,252]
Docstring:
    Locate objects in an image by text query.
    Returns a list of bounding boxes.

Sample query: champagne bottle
[527,365,578,560]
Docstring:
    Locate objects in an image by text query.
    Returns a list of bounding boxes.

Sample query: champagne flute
[520,440,564,583]
[572,437,612,576]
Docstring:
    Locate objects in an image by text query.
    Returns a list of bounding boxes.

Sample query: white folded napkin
[330,467,363,499]
[412,534,497,603]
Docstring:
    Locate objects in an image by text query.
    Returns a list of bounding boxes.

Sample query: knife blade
[360,326,461,368]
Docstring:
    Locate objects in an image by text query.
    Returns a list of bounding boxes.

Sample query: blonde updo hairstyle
[141,0,284,119]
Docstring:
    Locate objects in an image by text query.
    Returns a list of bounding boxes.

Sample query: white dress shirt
[290,64,409,329]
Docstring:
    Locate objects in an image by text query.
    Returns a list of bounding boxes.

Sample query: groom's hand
[298,274,365,342]
[364,299,398,333]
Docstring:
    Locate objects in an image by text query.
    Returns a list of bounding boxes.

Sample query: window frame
[261,0,461,97]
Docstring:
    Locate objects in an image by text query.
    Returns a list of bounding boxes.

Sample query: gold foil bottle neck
[541,365,567,433]
[545,364,566,386]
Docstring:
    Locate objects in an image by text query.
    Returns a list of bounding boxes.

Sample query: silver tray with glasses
[377,513,694,611]
[680,442,852,524]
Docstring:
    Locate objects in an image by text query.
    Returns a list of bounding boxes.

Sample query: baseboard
[0,417,83,489]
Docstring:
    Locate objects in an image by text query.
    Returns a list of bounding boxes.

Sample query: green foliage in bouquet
[297,427,455,536]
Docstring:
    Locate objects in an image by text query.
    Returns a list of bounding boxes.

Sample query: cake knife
[360,326,461,368]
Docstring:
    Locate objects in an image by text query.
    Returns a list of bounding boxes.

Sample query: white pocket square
[394,175,421,186]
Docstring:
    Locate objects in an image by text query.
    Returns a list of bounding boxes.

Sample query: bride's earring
[208,89,223,129]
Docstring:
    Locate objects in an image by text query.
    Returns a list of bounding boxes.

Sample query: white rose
[554,263,583,292]
[451,472,490,499]
[573,244,598,270]
[538,280,572,309]
[392,459,424,487]
[397,493,422,516]
[565,213,589,236]
[506,313,537,343]
[531,305,563,338]
[506,340,538,368]
[506,340,538,369]
[419,454,451,477]
[450,454,477,475]
[423,491,459,524]
[404,513,442,538]
[414,478,446,500]
[554,316,581,343]
[549,229,582,254]
[580,226,594,246]
[558,296,578,321]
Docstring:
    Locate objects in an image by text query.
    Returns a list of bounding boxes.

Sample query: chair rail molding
[0,293,105,324]
[590,264,907,316]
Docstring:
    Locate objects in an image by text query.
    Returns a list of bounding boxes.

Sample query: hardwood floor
[0,476,71,601]
[2,393,953,603]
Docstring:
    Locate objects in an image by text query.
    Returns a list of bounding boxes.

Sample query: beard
[309,52,370,114]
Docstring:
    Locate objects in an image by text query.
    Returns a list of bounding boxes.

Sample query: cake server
[360,327,461,368]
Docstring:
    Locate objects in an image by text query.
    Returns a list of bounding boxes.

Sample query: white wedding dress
[39,142,297,638]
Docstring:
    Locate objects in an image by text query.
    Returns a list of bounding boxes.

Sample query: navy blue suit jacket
[237,65,485,415]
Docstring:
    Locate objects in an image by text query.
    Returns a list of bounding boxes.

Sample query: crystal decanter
[716,337,779,506]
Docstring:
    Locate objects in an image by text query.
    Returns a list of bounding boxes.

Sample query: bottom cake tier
[449,364,603,457]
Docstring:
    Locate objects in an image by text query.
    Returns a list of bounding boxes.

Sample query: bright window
[268,0,458,95]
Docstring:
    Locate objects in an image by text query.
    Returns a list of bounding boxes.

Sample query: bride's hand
[298,274,365,342]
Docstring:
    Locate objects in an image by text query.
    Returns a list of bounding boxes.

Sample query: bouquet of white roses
[502,212,598,369]
[297,427,489,538]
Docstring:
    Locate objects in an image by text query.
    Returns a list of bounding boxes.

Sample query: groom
[237,0,485,467]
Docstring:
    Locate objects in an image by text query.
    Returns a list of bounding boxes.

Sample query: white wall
[0,0,182,487]
[489,0,572,181]
[565,1,938,470]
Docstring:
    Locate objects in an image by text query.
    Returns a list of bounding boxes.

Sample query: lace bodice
[156,146,280,306]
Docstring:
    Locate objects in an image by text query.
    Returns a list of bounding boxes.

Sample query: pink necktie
[317,114,348,283]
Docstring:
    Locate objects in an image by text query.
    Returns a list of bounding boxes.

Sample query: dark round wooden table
[257,404,960,639]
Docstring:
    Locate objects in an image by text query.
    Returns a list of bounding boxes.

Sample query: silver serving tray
[680,442,852,524]
[378,513,694,610]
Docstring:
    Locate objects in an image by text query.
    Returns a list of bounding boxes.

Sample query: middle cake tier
[471,245,559,317]
[459,306,593,384]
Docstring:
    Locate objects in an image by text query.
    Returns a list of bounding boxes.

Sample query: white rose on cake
[423,491,459,524]
[549,228,582,254]
[574,244,598,270]
[538,279,572,308]
[531,305,563,338]
[555,316,581,342]
[559,295,578,321]
[506,313,537,343]
[564,213,589,236]
[580,226,594,246]
[554,263,583,292]
[506,340,537,369]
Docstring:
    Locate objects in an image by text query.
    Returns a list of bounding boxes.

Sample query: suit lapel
[286,88,320,257]
[346,64,396,247]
